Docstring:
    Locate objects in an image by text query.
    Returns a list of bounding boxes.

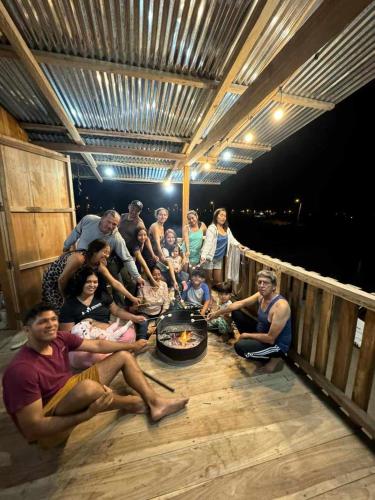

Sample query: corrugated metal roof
[0,0,373,185]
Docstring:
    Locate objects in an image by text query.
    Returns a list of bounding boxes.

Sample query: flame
[179,330,192,345]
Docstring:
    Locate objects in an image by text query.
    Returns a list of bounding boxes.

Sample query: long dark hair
[66,267,108,298]
[212,208,228,229]
[86,239,110,259]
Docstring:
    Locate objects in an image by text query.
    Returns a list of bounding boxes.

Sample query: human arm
[161,283,170,313]
[200,224,217,263]
[133,249,158,287]
[16,391,114,442]
[144,236,159,262]
[200,283,211,316]
[112,233,143,283]
[63,217,87,252]
[109,302,146,325]
[207,292,260,320]
[78,337,148,354]
[182,225,190,257]
[227,227,248,251]
[238,300,291,344]
[57,253,85,296]
[99,263,141,305]
[149,224,165,260]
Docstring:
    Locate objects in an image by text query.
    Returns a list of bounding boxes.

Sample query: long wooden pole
[182,164,190,231]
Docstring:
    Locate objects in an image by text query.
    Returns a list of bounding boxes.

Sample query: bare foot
[149,397,189,422]
[117,395,148,414]
[256,358,284,374]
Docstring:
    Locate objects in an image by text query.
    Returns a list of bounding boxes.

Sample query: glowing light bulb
[273,107,284,121]
[222,151,232,161]
[203,162,211,171]
[104,167,114,176]
[244,132,254,143]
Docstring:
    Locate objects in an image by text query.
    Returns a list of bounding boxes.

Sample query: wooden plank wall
[241,249,375,439]
[0,134,75,324]
[0,106,28,142]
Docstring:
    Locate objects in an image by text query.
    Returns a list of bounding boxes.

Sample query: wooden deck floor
[0,333,374,499]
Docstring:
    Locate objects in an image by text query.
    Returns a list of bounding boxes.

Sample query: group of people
[2,200,292,446]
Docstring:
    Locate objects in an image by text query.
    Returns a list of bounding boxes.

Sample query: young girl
[208,281,234,338]
[170,245,189,290]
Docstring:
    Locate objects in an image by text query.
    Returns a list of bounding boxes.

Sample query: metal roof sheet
[0,0,373,185]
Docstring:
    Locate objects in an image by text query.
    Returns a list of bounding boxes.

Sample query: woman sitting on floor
[59,268,147,368]
[42,239,139,313]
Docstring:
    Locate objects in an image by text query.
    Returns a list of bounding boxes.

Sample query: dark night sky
[76,78,374,217]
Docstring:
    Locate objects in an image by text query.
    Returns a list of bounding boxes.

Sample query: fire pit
[156,306,207,365]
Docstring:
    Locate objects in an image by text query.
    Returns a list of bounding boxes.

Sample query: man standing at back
[63,209,144,288]
[118,200,158,259]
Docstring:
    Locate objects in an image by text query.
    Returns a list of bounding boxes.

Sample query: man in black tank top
[208,270,291,373]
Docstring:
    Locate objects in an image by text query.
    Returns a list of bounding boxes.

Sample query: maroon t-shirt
[2,332,83,419]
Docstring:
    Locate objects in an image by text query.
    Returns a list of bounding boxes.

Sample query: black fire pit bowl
[156,307,207,365]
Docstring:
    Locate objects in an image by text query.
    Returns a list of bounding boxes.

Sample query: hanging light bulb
[244,132,254,143]
[273,86,285,121]
[273,107,284,121]
[222,150,232,161]
[203,161,211,171]
[191,170,198,180]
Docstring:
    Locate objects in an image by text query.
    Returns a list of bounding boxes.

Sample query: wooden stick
[142,370,175,392]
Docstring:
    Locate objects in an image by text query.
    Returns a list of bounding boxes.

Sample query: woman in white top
[200,208,246,285]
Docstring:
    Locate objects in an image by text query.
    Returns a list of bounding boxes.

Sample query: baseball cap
[130,200,143,210]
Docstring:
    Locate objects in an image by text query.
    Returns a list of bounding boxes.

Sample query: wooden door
[0,134,76,328]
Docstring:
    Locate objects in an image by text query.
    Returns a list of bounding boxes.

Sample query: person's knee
[75,379,104,399]
[113,350,134,364]
[234,340,246,358]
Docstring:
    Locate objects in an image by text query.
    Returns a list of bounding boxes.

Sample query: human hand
[151,279,160,288]
[207,310,218,321]
[133,315,147,324]
[131,296,142,306]
[86,385,113,418]
[152,254,159,262]
[136,276,145,287]
[132,339,148,353]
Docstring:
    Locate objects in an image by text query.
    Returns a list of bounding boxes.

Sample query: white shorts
[202,257,223,270]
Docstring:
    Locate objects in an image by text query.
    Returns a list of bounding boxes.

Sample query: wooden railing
[236,248,375,439]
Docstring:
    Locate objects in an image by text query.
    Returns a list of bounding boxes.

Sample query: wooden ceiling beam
[229,142,271,152]
[166,0,276,180]
[184,0,277,157]
[0,45,335,112]
[273,92,335,111]
[186,0,371,166]
[33,141,186,161]
[0,3,102,182]
[20,123,189,143]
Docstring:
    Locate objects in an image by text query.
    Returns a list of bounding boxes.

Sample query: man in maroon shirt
[3,303,188,443]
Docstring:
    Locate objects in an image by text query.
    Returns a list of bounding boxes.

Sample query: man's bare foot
[256,358,284,374]
[118,395,148,414]
[149,397,189,422]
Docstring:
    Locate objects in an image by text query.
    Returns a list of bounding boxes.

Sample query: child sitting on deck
[181,268,210,316]
[207,281,234,339]
[131,267,171,338]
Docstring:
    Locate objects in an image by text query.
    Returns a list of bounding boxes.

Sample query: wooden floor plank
[156,437,375,500]
[0,334,373,500]
[310,472,375,499]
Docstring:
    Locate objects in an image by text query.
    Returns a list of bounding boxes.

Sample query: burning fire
[179,330,192,345]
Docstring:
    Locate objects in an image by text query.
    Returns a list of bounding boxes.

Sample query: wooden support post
[182,164,190,231]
